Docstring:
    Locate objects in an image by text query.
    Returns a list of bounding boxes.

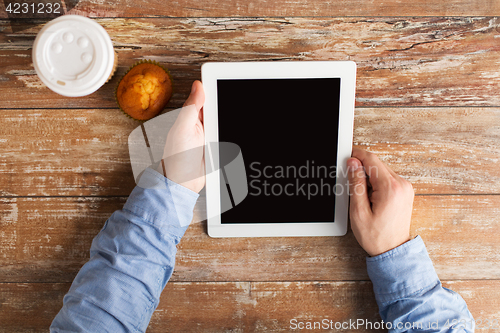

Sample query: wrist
[155,160,166,177]
[154,162,201,194]
[368,235,412,257]
[366,235,439,307]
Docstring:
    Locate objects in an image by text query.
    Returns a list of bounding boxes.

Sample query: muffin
[116,61,173,121]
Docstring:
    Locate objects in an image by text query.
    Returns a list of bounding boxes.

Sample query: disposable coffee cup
[32,15,117,97]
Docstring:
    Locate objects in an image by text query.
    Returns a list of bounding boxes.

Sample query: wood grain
[1,107,499,197]
[178,195,500,282]
[1,0,500,18]
[1,3,498,331]
[152,281,384,333]
[1,195,499,283]
[0,196,127,283]
[0,108,138,197]
[0,281,499,332]
[0,283,65,332]
[354,107,500,194]
[1,17,500,108]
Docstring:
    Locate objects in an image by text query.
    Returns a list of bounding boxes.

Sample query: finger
[176,81,205,128]
[183,80,205,111]
[351,148,393,190]
[347,157,372,217]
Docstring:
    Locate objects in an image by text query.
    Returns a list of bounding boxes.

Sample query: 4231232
[5,2,61,14]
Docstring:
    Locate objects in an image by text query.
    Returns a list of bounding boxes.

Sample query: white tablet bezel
[202,61,356,237]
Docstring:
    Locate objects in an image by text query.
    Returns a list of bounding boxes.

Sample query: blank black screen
[217,78,341,223]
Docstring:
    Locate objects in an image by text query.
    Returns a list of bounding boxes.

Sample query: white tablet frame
[202,61,356,237]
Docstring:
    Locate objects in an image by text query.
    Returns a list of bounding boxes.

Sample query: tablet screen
[217,78,341,223]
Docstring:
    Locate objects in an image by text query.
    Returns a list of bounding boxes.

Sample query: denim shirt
[50,167,473,332]
[367,236,474,332]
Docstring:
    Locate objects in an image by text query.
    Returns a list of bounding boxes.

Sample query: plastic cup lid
[32,15,115,97]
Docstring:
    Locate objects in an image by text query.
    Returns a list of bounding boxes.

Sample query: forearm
[50,167,198,333]
[367,236,474,332]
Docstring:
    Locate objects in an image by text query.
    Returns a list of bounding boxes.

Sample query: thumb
[177,80,204,126]
[347,157,371,215]
[183,80,205,113]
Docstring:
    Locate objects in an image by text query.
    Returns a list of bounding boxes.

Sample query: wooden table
[1,1,500,332]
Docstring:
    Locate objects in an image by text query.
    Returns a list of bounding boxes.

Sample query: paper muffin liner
[115,59,174,122]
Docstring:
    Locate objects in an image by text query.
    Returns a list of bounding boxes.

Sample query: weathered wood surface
[1,107,499,197]
[0,108,138,197]
[1,281,499,332]
[2,17,500,108]
[354,107,500,194]
[1,0,500,18]
[1,3,499,330]
[1,195,499,283]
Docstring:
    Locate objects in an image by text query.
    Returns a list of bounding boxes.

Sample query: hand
[347,148,414,257]
[156,80,206,193]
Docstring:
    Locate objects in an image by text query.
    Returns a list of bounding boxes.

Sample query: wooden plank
[444,281,500,332]
[152,281,384,332]
[1,107,499,197]
[353,107,500,195]
[0,281,499,332]
[153,281,500,332]
[177,195,500,282]
[0,282,381,332]
[0,197,127,283]
[1,0,499,18]
[2,17,500,108]
[0,283,67,332]
[0,108,138,197]
[1,195,499,283]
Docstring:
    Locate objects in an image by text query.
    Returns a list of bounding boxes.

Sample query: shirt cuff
[366,235,440,307]
[123,167,199,239]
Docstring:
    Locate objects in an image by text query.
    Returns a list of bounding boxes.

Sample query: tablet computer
[202,61,356,237]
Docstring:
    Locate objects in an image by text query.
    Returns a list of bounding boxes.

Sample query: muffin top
[116,63,173,120]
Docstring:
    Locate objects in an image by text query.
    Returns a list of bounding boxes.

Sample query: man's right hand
[347,148,415,257]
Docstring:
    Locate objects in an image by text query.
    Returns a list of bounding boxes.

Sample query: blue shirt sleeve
[50,167,199,333]
[367,235,474,332]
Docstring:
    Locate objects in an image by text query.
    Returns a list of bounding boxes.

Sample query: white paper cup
[32,15,116,97]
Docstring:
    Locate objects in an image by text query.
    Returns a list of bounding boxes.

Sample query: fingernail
[191,82,197,94]
[347,158,361,171]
